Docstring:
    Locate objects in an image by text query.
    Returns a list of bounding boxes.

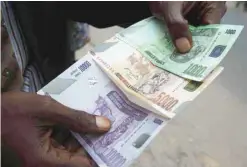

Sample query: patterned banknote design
[38,54,168,167]
[116,17,243,81]
[92,37,224,118]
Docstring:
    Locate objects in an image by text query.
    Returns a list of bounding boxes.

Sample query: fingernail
[175,37,191,53]
[96,116,111,130]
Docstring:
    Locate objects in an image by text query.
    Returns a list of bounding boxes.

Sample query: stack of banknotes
[38,17,243,167]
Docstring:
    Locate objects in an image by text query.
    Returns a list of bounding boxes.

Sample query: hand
[1,91,111,167]
[150,1,227,53]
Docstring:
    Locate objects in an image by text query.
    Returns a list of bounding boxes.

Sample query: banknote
[37,54,169,167]
[116,17,243,81]
[91,37,224,118]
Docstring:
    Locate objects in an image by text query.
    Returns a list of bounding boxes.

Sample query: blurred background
[227,1,247,11]
[72,1,247,60]
[66,2,247,167]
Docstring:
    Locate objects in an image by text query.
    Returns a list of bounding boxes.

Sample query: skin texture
[1,2,226,167]
[149,1,227,53]
[2,92,111,167]
[1,21,111,167]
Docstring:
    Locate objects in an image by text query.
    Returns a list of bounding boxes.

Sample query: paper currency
[37,54,168,167]
[116,17,243,81]
[36,17,231,167]
[91,37,223,118]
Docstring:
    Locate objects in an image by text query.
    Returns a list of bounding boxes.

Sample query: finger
[3,92,111,134]
[40,132,54,155]
[63,133,81,152]
[53,133,92,164]
[74,148,90,158]
[51,139,66,150]
[161,2,192,53]
[36,118,55,127]
[43,141,92,167]
[67,155,92,167]
[51,126,71,145]
[54,148,92,167]
[40,129,53,144]
[40,130,66,154]
[64,137,92,161]
[182,1,197,16]
[200,2,227,24]
[40,95,111,133]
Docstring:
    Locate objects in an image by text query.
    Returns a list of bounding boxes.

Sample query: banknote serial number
[225,29,236,35]
[78,61,91,72]
[183,63,207,78]
[151,92,178,111]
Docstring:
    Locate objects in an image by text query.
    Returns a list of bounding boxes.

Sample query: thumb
[3,91,111,134]
[40,95,111,134]
[161,2,192,53]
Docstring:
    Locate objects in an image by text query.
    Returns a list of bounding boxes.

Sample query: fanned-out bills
[38,55,168,167]
[35,16,242,167]
[116,17,243,81]
[91,37,223,118]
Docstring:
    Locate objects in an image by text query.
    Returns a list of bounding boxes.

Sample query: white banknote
[37,54,169,167]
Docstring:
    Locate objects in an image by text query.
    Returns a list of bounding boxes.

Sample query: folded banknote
[38,54,169,167]
[36,17,235,167]
[91,36,224,118]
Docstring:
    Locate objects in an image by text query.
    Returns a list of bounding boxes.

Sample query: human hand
[150,1,227,53]
[1,91,111,167]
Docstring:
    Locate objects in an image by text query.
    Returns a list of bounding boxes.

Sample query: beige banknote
[116,17,243,81]
[91,37,223,118]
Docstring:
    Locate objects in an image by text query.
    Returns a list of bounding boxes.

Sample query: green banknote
[116,17,243,81]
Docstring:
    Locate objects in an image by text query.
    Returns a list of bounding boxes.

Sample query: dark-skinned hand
[150,1,227,53]
[1,91,111,167]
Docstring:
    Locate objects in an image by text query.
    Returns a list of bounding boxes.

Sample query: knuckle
[166,19,186,27]
[73,111,95,128]
[41,96,54,110]
[164,13,187,27]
